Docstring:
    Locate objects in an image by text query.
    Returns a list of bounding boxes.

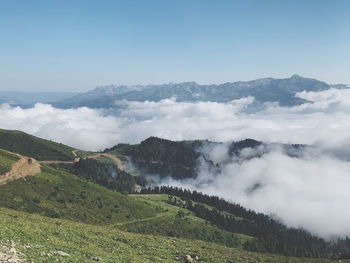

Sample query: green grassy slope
[0,165,157,224]
[124,194,250,248]
[0,148,20,174]
[0,207,342,263]
[0,163,249,249]
[0,128,75,161]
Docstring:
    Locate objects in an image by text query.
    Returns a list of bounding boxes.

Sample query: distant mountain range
[0,75,348,109]
[51,75,348,109]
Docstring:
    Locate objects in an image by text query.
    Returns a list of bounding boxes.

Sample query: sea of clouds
[1,87,350,238]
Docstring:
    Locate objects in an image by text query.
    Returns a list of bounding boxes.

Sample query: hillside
[1,207,340,263]
[120,194,245,248]
[106,137,203,179]
[0,161,249,249]
[0,152,41,185]
[0,129,76,161]
[0,159,344,262]
[0,149,20,175]
[0,164,156,224]
[104,137,305,181]
[1,132,350,261]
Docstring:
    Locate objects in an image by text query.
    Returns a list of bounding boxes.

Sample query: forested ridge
[69,158,145,193]
[104,137,203,179]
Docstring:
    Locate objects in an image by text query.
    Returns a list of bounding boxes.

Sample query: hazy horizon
[0,74,348,93]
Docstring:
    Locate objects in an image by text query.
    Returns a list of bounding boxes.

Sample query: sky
[0,0,349,92]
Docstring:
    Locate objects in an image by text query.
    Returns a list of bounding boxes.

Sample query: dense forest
[69,158,145,193]
[228,139,263,156]
[104,137,307,180]
[104,137,203,179]
[139,186,350,259]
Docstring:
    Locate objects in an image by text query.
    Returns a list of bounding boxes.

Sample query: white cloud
[162,145,350,239]
[0,103,122,151]
[2,90,350,150]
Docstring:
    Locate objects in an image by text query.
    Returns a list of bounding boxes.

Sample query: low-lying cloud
[1,88,350,238]
[0,103,122,151]
[2,88,350,150]
[162,143,350,239]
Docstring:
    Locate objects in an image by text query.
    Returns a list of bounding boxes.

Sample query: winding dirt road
[39,150,124,170]
[0,150,124,186]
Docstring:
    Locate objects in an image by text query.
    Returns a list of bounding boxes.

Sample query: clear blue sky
[0,0,349,92]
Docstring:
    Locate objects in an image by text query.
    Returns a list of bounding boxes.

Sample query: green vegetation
[0,149,20,174]
[124,194,246,248]
[96,155,117,165]
[104,137,203,179]
[0,133,349,262]
[140,186,350,259]
[0,159,348,262]
[0,165,156,224]
[0,207,341,263]
[69,158,146,193]
[0,128,75,161]
[74,150,94,158]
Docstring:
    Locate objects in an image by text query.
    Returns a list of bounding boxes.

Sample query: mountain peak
[290,74,303,79]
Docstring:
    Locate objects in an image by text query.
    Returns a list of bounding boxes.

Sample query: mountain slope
[106,137,203,179]
[0,129,75,161]
[0,149,20,175]
[1,207,339,263]
[0,151,41,185]
[104,137,304,180]
[1,131,350,261]
[0,164,156,224]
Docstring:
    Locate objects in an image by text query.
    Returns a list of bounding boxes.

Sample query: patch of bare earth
[89,153,124,170]
[0,157,41,185]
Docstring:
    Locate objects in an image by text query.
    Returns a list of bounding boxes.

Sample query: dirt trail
[116,213,166,226]
[0,156,41,185]
[39,150,123,171]
[89,153,124,170]
[0,149,123,186]
[39,160,75,164]
[39,149,80,165]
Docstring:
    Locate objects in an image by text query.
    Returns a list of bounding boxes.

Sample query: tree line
[69,158,145,193]
[104,137,202,179]
[139,186,350,259]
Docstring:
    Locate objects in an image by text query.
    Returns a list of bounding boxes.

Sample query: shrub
[33,196,41,203]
